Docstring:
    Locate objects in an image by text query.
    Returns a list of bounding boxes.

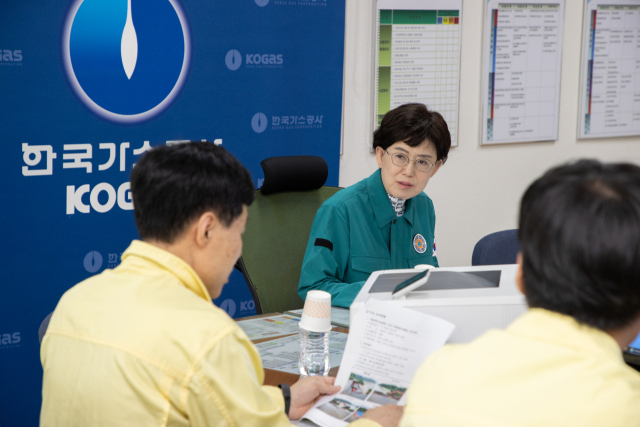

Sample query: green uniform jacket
[298,169,438,308]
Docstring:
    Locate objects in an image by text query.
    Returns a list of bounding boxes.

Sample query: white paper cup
[299,290,332,332]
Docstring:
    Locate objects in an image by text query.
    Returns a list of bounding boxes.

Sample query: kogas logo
[252,113,268,133]
[107,252,123,268]
[220,299,255,318]
[254,112,324,132]
[0,50,23,64]
[246,53,283,67]
[84,251,103,273]
[220,299,236,317]
[1,332,21,349]
[225,50,283,70]
[62,0,191,123]
[22,140,222,178]
[225,49,242,71]
[258,0,327,7]
[67,182,133,214]
[240,300,256,312]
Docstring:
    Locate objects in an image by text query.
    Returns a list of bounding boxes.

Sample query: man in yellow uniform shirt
[40,143,401,427]
[400,160,640,427]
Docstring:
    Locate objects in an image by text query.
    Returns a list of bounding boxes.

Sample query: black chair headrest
[260,156,328,195]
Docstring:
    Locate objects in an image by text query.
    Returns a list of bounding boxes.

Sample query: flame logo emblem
[413,234,427,254]
[252,112,268,133]
[121,0,138,79]
[225,49,242,71]
[63,0,191,123]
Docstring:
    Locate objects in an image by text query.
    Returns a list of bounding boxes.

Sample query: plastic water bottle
[299,328,330,376]
[298,290,332,376]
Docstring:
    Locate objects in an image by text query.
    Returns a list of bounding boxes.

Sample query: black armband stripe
[315,238,333,251]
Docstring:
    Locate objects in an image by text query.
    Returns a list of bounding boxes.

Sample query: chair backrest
[239,156,341,314]
[39,312,53,344]
[471,229,520,266]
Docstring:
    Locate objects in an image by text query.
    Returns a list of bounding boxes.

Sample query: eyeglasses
[385,150,436,172]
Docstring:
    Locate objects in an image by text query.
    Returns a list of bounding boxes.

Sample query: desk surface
[237,313,348,386]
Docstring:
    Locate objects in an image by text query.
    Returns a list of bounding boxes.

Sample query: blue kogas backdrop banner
[0,0,344,424]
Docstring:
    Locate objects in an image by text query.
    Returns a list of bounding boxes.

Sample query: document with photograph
[301,301,455,427]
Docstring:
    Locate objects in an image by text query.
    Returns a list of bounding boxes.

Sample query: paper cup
[299,290,332,332]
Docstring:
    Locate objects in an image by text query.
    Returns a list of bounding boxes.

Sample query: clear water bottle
[298,290,332,376]
[299,328,330,376]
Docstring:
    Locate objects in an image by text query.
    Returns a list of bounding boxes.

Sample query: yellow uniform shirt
[400,308,640,427]
[41,241,291,426]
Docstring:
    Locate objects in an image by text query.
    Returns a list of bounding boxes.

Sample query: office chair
[236,156,341,314]
[471,229,520,266]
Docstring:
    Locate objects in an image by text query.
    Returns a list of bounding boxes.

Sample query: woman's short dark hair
[130,142,255,243]
[372,103,451,163]
[519,160,640,330]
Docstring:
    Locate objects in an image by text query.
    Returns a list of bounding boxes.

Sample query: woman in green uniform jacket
[298,103,451,307]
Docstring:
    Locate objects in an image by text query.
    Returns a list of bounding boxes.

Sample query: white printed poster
[375,0,463,146]
[481,0,566,145]
[578,0,640,139]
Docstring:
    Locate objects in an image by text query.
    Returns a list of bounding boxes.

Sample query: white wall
[341,0,640,267]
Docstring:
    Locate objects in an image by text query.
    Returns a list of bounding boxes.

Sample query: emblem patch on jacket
[413,234,427,254]
[432,238,436,257]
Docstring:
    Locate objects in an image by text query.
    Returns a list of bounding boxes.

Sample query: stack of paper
[300,301,455,427]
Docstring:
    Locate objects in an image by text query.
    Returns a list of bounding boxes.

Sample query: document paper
[236,315,302,340]
[301,301,455,427]
[255,332,348,374]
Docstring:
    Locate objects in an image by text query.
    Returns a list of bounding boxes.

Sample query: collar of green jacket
[366,168,416,229]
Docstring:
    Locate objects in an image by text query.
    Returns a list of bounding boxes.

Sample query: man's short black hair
[372,103,451,163]
[519,160,640,331]
[130,142,255,243]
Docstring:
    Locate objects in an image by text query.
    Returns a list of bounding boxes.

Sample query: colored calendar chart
[578,1,640,139]
[375,0,462,147]
[482,1,565,145]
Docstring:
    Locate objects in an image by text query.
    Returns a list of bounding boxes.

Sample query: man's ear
[195,211,218,248]
[516,252,526,295]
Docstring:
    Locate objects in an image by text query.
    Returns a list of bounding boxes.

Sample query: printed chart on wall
[481,0,565,145]
[375,0,462,146]
[578,0,640,139]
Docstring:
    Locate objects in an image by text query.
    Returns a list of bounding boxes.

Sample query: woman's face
[375,140,441,200]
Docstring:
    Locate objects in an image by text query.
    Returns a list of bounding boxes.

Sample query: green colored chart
[375,5,462,146]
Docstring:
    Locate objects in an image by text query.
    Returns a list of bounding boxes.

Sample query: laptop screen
[627,333,640,356]
[369,270,501,293]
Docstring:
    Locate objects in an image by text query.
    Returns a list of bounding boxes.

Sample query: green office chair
[236,156,341,314]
